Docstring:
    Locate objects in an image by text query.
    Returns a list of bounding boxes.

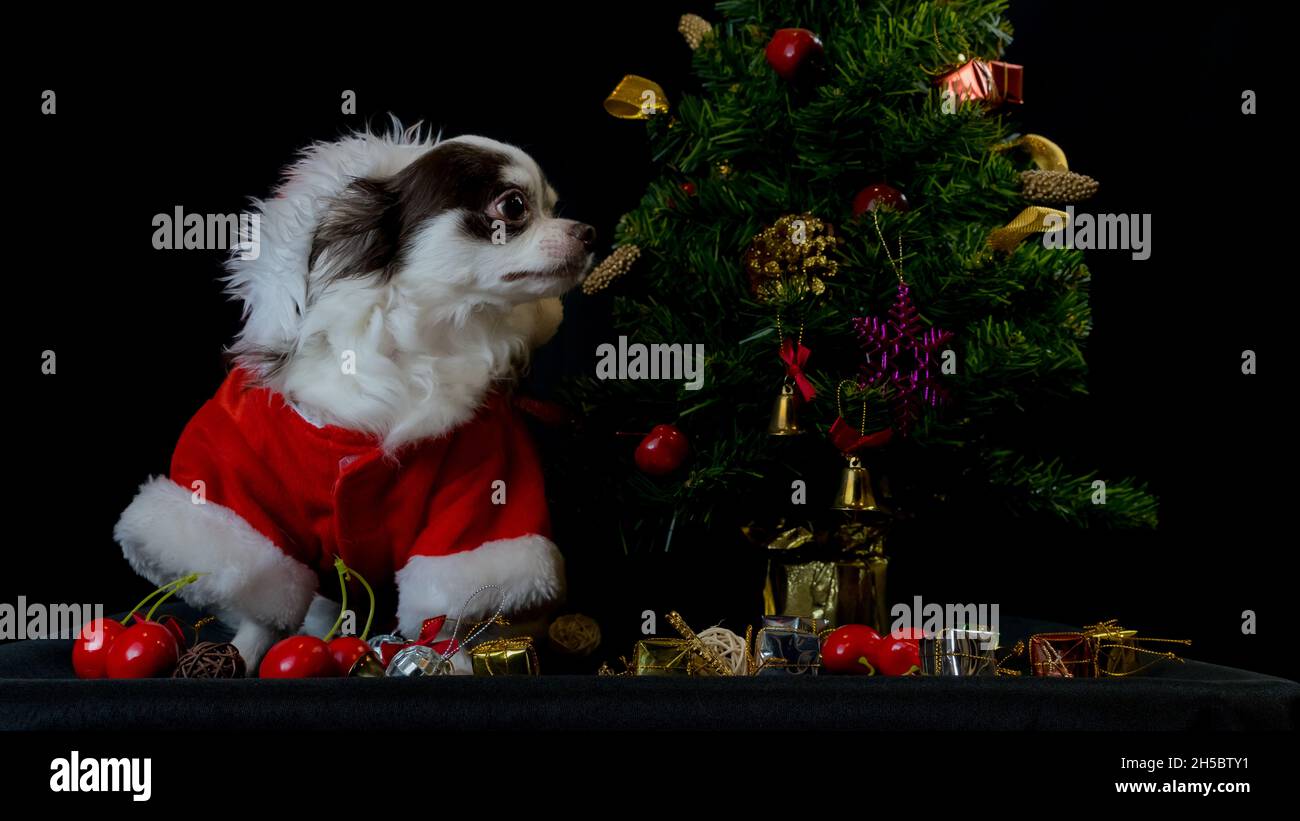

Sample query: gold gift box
[633,638,710,676]
[469,637,539,676]
[762,524,889,632]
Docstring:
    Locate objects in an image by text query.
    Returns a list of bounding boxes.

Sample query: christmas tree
[551,0,1157,560]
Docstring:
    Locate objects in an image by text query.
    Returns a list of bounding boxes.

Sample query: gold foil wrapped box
[761,523,889,631]
[634,638,706,676]
[469,637,539,676]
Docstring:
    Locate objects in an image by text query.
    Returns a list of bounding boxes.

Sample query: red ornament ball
[634,424,690,476]
[679,181,697,197]
[852,183,909,216]
[764,28,823,81]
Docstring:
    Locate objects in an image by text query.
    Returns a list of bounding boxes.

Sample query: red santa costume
[113,367,563,646]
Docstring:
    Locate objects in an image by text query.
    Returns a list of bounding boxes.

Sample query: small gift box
[754,625,821,676]
[1029,631,1096,677]
[939,59,1023,106]
[1086,620,1189,677]
[919,627,999,676]
[1030,621,1189,677]
[990,60,1023,104]
[760,523,889,632]
[633,638,699,676]
[469,637,539,676]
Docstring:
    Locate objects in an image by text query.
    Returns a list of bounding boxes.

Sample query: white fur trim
[394,535,564,636]
[114,477,318,631]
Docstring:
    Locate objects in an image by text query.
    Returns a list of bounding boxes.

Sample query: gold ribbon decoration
[986,206,1069,253]
[604,74,669,120]
[995,133,1069,172]
[666,611,734,676]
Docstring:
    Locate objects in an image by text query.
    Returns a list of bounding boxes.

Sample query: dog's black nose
[568,222,596,248]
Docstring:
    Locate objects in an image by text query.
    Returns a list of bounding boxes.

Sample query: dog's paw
[230,620,277,673]
[298,594,342,638]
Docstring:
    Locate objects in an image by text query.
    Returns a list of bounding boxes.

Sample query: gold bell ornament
[829,381,893,514]
[831,456,887,513]
[767,319,816,436]
[768,381,804,436]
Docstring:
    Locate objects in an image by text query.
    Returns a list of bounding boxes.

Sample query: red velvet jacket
[167,368,551,593]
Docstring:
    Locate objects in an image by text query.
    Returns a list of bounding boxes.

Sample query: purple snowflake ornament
[851,282,954,436]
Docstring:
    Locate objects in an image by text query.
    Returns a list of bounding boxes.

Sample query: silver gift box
[918,627,999,676]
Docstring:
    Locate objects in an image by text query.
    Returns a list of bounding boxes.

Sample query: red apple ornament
[875,633,922,676]
[260,635,340,678]
[106,620,182,678]
[84,572,202,679]
[852,183,909,216]
[765,28,823,81]
[821,624,881,675]
[328,636,374,675]
[264,556,380,678]
[634,424,690,476]
[72,617,128,679]
[821,623,921,676]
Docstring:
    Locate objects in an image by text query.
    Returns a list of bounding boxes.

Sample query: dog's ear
[309,178,401,283]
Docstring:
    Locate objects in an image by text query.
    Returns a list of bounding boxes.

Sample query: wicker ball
[173,641,246,678]
[547,614,602,657]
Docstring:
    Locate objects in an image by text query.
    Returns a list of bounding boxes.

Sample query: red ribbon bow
[375,615,459,666]
[829,417,894,454]
[780,338,816,402]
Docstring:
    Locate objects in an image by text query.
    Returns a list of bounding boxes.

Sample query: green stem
[126,575,191,623]
[144,573,203,621]
[323,558,349,642]
[354,567,376,641]
[322,557,376,640]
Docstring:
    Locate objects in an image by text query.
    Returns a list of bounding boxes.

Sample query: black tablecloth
[3,606,1296,731]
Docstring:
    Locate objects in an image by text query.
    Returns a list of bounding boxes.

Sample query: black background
[7,3,1289,679]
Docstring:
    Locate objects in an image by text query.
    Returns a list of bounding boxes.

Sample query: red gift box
[940,59,1023,107]
[990,60,1023,105]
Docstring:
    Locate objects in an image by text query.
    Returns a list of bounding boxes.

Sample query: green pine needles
[552,0,1157,555]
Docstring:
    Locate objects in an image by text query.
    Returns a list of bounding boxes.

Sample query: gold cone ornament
[831,456,887,514]
[1019,169,1099,204]
[678,13,713,50]
[767,382,804,436]
[582,243,641,295]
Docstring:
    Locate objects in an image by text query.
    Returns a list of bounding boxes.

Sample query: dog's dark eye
[490,189,530,223]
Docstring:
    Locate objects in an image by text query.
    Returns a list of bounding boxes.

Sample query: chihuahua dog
[115,124,592,670]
